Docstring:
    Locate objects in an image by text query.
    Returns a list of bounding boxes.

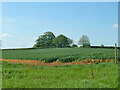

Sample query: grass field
[2,48,116,62]
[2,48,118,88]
[2,61,118,88]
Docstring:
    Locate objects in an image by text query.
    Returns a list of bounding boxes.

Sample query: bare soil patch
[0,59,90,67]
[1,59,116,67]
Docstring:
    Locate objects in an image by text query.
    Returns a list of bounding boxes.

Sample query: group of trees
[33,32,73,48]
[33,31,90,48]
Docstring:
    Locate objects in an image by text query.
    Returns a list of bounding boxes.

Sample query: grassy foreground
[2,61,118,88]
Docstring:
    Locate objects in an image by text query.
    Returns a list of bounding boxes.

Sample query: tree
[33,31,55,48]
[101,44,104,48]
[53,34,73,47]
[67,38,73,45]
[78,35,90,47]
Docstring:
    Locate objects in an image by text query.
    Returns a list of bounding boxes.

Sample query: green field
[2,61,118,88]
[2,48,118,88]
[2,48,116,62]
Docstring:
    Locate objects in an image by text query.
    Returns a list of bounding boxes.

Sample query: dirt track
[0,59,90,67]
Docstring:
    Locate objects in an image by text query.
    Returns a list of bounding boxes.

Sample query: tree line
[33,31,90,48]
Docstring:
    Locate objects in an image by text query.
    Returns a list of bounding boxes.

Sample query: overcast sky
[1,2,118,49]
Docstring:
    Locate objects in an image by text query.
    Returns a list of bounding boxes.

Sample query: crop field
[2,61,118,88]
[2,48,116,63]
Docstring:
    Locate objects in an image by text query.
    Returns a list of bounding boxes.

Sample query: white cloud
[0,33,9,39]
[112,24,118,29]
[5,18,15,23]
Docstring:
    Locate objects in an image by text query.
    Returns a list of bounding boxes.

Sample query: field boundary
[0,59,116,67]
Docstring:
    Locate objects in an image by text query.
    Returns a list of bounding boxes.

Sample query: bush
[71,44,78,47]
[65,45,71,47]
[83,44,90,47]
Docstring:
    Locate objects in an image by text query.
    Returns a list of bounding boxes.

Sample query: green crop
[2,48,116,63]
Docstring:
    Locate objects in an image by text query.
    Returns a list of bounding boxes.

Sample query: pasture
[2,61,118,88]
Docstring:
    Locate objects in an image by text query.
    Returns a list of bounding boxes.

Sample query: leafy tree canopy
[78,35,90,47]
[33,32,73,48]
[33,31,55,48]
[53,34,73,47]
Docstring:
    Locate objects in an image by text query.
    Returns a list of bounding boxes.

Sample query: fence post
[90,57,94,79]
[115,43,117,64]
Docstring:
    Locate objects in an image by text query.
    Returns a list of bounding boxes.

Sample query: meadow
[2,48,116,62]
[2,61,118,88]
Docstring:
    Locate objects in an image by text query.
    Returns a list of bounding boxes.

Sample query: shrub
[71,44,78,47]
[83,44,90,47]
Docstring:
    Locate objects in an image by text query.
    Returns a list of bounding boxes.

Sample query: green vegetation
[0,61,2,89]
[78,35,90,47]
[33,31,73,48]
[2,61,118,88]
[101,44,104,48]
[2,47,118,88]
[71,44,78,47]
[33,31,92,48]
[2,48,115,63]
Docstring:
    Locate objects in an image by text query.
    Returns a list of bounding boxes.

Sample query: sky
[1,2,118,49]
